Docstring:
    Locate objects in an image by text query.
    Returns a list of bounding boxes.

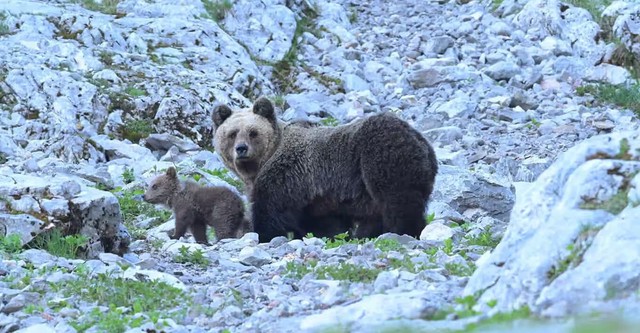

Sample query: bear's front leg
[251,196,303,243]
[171,210,194,241]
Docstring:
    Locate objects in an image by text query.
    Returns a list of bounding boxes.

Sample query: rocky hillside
[0,0,639,332]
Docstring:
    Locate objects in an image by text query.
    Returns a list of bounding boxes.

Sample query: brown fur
[212,97,439,243]
[143,167,251,244]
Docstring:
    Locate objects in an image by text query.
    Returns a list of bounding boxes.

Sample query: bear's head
[212,97,281,183]
[143,166,179,207]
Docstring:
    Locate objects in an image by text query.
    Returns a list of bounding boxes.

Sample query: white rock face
[464,131,640,317]
[222,0,297,62]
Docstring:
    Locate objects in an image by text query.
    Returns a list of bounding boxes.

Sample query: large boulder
[464,131,640,318]
[0,172,129,257]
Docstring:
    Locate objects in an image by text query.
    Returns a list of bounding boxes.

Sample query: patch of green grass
[29,229,88,259]
[0,11,11,36]
[202,168,244,192]
[387,255,436,273]
[0,234,23,254]
[491,0,504,11]
[173,246,210,267]
[122,167,135,184]
[432,294,480,320]
[77,0,122,16]
[124,86,147,97]
[98,50,114,66]
[576,83,640,116]
[23,304,44,315]
[202,0,233,22]
[581,188,630,215]
[374,238,405,253]
[285,259,381,282]
[319,116,339,127]
[121,119,153,143]
[107,91,135,113]
[324,231,365,249]
[461,306,533,332]
[113,188,172,240]
[52,270,187,332]
[465,228,501,248]
[445,262,476,277]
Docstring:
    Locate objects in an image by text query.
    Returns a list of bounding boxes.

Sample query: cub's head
[143,167,180,206]
[212,96,280,181]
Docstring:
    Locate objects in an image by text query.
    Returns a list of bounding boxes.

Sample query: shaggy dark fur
[212,97,438,243]
[143,167,251,244]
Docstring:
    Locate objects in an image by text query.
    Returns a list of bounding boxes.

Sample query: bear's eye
[249,130,258,138]
[152,184,158,190]
[228,130,238,139]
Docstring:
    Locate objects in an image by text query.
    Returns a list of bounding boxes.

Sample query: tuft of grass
[173,246,210,267]
[77,0,122,16]
[51,269,188,332]
[445,262,476,277]
[324,231,365,249]
[0,234,23,254]
[442,238,454,255]
[374,238,405,253]
[121,119,153,143]
[284,259,381,282]
[465,228,501,248]
[319,116,339,127]
[202,0,233,22]
[29,229,89,259]
[124,86,147,97]
[122,167,135,184]
[576,83,640,116]
[491,0,504,11]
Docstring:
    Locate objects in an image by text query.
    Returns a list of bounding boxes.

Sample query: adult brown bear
[212,97,438,243]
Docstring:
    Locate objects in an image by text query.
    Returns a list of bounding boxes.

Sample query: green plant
[122,167,135,184]
[0,234,23,254]
[24,304,44,314]
[442,238,454,255]
[202,0,233,22]
[491,0,504,11]
[54,270,187,333]
[124,86,147,97]
[465,228,501,248]
[324,231,365,249]
[445,262,476,277]
[425,212,435,224]
[374,238,405,253]
[29,229,89,259]
[122,119,153,143]
[319,116,339,127]
[173,246,210,267]
[576,83,640,116]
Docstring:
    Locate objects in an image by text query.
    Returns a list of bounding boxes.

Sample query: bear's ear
[166,166,177,179]
[212,104,233,127]
[252,96,276,123]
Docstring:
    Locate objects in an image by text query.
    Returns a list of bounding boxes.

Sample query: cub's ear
[252,96,276,124]
[212,104,233,127]
[166,166,177,178]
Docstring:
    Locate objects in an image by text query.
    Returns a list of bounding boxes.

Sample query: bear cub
[143,167,251,245]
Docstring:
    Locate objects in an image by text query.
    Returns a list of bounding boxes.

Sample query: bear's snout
[235,143,249,158]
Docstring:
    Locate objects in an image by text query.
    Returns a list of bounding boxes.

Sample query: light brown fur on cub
[143,167,251,244]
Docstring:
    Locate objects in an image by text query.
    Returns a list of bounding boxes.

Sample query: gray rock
[420,36,454,55]
[432,165,515,222]
[464,131,640,317]
[484,61,521,81]
[239,246,272,267]
[420,222,455,242]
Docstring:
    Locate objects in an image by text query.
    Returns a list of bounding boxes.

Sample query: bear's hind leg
[190,221,211,245]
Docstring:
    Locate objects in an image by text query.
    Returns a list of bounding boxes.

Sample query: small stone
[239,247,272,267]
[484,61,521,81]
[374,271,400,293]
[420,222,455,242]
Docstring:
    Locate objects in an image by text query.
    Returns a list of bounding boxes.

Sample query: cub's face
[143,167,179,206]
[212,97,279,180]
